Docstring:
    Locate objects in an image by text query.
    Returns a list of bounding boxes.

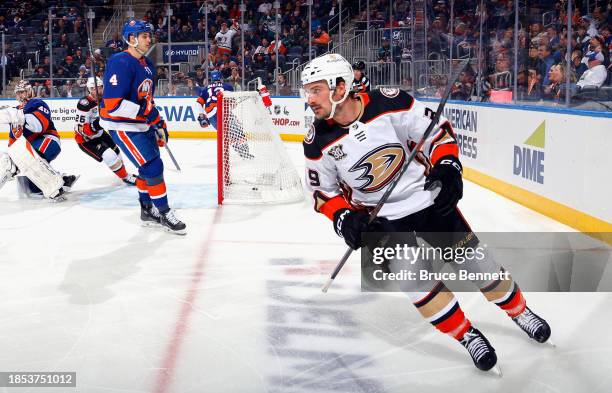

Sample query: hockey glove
[198,114,210,128]
[138,101,161,125]
[425,155,463,216]
[153,121,169,147]
[333,208,390,250]
[92,118,104,132]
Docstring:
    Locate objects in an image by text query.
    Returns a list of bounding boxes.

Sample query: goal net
[217,91,304,205]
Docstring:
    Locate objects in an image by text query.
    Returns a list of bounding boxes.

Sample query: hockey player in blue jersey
[4,80,78,199]
[100,19,186,235]
[196,70,232,129]
[196,71,253,159]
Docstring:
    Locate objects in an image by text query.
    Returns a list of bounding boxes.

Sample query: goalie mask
[14,80,34,103]
[300,54,353,119]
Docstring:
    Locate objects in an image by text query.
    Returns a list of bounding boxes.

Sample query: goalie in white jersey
[301,54,552,373]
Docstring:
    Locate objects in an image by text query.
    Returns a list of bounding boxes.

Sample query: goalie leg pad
[7,137,64,198]
[0,152,18,190]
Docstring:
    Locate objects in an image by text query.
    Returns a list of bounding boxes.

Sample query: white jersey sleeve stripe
[24,113,43,133]
[109,99,141,119]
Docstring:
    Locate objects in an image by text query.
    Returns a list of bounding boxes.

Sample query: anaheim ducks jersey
[303,88,458,221]
[74,95,102,144]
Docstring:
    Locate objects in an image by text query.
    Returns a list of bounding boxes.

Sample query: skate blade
[490,365,503,377]
[545,338,556,348]
[162,227,187,236]
[141,221,162,228]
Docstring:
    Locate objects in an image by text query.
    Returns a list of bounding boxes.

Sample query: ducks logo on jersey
[349,143,405,192]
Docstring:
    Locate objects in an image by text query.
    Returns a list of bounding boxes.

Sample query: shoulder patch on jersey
[303,119,348,160]
[380,87,400,98]
[304,124,315,144]
[79,98,89,106]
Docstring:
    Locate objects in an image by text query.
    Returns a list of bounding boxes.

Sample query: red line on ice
[153,209,221,393]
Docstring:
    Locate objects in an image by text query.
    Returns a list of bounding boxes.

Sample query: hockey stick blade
[164,144,182,171]
[321,58,472,293]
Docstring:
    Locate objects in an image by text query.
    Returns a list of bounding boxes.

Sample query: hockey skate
[123,174,137,186]
[62,174,80,192]
[140,202,161,227]
[512,307,553,345]
[159,209,187,235]
[459,327,502,376]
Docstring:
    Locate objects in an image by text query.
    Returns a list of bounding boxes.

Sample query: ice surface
[0,140,609,393]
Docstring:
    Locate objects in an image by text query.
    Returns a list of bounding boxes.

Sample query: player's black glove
[92,118,103,132]
[138,101,161,125]
[333,208,391,250]
[198,114,209,128]
[153,120,169,147]
[424,155,463,216]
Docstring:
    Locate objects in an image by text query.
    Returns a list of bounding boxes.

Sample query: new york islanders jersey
[100,51,156,132]
[196,81,234,119]
[8,98,59,146]
[74,95,103,143]
[303,88,458,221]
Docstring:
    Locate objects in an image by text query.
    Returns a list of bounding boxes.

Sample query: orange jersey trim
[319,195,352,220]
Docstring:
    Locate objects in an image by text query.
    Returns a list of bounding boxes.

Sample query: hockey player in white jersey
[75,77,137,186]
[300,54,552,373]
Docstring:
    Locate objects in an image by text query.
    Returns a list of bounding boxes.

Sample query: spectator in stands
[351,61,370,93]
[60,56,78,78]
[215,21,237,56]
[54,33,75,56]
[524,67,544,101]
[60,80,74,97]
[275,73,292,95]
[312,26,331,55]
[155,67,168,86]
[106,32,124,53]
[76,65,88,89]
[227,67,242,90]
[602,26,612,52]
[73,48,85,68]
[543,63,577,102]
[571,49,588,80]
[66,7,78,22]
[577,51,607,89]
[451,68,475,100]
[254,37,270,56]
[176,25,193,42]
[53,67,67,87]
[193,21,207,41]
[194,67,206,87]
[31,66,49,86]
[251,52,269,77]
[537,44,555,85]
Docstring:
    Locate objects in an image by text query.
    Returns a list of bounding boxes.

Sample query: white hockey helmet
[14,80,33,102]
[87,76,104,89]
[300,53,354,119]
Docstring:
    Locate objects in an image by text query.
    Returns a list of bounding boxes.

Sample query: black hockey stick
[84,11,102,110]
[322,58,472,293]
[164,144,181,171]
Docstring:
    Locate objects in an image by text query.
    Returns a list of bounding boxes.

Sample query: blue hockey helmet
[210,70,222,81]
[122,19,153,45]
